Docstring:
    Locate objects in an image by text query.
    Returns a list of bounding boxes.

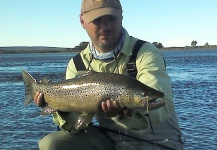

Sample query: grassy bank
[0,46,81,54]
[1,45,217,54]
[161,45,217,51]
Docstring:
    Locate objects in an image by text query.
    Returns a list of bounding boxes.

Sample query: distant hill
[161,45,217,50]
[0,46,78,54]
[0,44,216,54]
[0,42,89,54]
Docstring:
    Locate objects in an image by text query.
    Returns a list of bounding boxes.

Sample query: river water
[0,50,216,150]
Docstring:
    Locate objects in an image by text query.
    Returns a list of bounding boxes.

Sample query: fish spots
[63,84,80,89]
[26,71,165,114]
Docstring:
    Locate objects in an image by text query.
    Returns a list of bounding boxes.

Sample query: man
[35,0,183,149]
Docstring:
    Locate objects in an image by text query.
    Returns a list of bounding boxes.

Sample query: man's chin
[98,43,114,50]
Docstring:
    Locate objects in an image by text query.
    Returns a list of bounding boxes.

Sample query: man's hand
[34,92,46,107]
[101,99,132,119]
[34,78,50,107]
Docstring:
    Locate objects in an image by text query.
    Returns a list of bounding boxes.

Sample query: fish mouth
[148,98,164,104]
[142,98,165,111]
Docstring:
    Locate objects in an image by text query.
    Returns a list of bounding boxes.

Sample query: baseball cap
[81,0,122,23]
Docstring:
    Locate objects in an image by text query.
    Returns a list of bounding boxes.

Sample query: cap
[81,0,122,23]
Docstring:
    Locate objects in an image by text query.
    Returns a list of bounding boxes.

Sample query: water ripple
[1,51,217,150]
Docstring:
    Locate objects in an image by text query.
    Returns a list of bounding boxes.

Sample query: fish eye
[141,92,146,97]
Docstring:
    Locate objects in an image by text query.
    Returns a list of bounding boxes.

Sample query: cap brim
[82,8,122,23]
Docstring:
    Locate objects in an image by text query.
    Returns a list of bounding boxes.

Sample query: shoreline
[0,46,217,54]
[160,46,217,51]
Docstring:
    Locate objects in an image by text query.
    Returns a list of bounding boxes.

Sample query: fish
[21,70,165,129]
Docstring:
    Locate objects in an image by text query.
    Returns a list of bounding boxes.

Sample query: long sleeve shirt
[52,30,182,141]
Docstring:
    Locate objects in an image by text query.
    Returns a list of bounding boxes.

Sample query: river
[0,50,216,150]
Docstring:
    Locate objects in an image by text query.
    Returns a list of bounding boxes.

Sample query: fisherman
[34,0,183,149]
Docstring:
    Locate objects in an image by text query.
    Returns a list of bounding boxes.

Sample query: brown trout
[22,70,165,129]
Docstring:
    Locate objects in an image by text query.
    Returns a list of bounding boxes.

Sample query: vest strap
[127,40,146,78]
[73,53,86,71]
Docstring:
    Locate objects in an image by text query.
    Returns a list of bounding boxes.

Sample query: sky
[0,0,217,48]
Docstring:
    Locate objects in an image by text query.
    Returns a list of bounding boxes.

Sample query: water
[0,50,216,150]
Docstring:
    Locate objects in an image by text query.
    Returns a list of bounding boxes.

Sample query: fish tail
[21,70,36,105]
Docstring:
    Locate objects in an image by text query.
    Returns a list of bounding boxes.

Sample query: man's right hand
[34,78,50,107]
[34,92,46,107]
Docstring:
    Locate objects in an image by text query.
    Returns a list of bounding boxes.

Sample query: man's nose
[100,18,111,29]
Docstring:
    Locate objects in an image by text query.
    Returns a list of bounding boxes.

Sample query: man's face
[81,15,122,52]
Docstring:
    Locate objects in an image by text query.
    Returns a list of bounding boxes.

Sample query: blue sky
[0,0,217,48]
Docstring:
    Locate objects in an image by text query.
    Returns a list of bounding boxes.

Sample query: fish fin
[41,77,50,84]
[75,113,95,130]
[75,70,96,78]
[24,95,33,105]
[40,106,56,116]
[21,70,36,105]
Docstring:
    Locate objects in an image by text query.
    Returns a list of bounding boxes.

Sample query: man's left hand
[101,99,132,119]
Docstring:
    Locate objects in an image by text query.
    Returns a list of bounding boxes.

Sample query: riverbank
[0,45,217,54]
[161,45,217,51]
[0,46,79,54]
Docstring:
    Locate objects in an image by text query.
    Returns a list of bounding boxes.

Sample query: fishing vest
[73,40,146,78]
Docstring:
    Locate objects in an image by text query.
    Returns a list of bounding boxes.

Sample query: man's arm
[114,43,174,130]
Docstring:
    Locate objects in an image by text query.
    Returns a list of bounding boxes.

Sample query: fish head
[131,89,165,111]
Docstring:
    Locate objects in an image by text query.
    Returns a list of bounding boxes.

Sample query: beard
[98,42,113,49]
[96,39,118,52]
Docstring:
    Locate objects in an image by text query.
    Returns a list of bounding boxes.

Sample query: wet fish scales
[22,70,165,129]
